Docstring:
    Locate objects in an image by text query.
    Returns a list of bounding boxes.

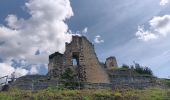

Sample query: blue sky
[0,0,170,78]
[68,0,170,78]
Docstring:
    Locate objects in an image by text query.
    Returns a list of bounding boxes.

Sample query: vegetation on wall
[60,68,80,89]
[120,63,153,76]
[160,79,170,87]
[133,63,153,75]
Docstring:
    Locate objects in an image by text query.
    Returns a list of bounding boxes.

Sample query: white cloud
[82,27,88,34]
[94,35,104,44]
[136,26,157,41]
[30,65,39,75]
[0,0,74,77]
[160,0,169,6]
[136,15,170,41]
[150,15,170,35]
[0,63,29,84]
[14,68,29,78]
[0,63,15,77]
[5,15,19,29]
[69,27,88,36]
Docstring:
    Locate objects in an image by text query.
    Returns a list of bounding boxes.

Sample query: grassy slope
[0,87,170,100]
[160,79,170,87]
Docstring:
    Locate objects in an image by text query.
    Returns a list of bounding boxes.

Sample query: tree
[122,64,130,69]
[134,63,153,76]
[60,68,79,89]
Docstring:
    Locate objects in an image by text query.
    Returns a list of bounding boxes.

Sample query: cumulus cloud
[0,63,36,84]
[136,26,157,41]
[0,0,74,77]
[0,63,14,77]
[136,15,170,41]
[160,0,169,6]
[69,27,88,36]
[82,27,88,34]
[30,65,39,75]
[150,15,170,35]
[14,68,29,78]
[94,35,104,44]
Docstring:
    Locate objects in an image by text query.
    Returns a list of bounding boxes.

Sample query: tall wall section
[79,37,110,83]
[64,36,110,83]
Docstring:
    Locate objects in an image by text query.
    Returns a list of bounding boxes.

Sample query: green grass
[160,79,170,87]
[119,88,170,100]
[0,88,114,100]
[0,87,170,100]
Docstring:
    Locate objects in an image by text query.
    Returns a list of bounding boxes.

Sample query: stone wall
[48,52,64,78]
[10,75,163,90]
[107,69,164,89]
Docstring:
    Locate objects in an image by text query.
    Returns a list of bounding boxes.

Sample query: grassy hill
[0,87,170,100]
[160,79,170,87]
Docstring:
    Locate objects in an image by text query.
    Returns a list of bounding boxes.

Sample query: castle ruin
[48,36,112,83]
[2,35,160,91]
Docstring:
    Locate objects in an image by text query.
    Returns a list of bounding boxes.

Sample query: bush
[120,63,153,76]
[122,64,130,69]
[60,68,81,89]
[160,79,170,87]
[134,63,153,75]
[114,91,121,97]
[1,85,9,91]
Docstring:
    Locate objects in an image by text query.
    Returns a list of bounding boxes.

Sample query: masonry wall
[80,37,110,83]
[105,56,118,69]
[48,52,64,78]
[10,75,164,90]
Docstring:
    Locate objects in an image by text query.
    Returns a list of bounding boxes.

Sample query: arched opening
[72,58,78,66]
[72,52,82,87]
[72,52,79,67]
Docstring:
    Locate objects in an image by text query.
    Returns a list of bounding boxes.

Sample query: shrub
[132,63,153,75]
[122,64,130,69]
[114,91,121,97]
[60,68,81,89]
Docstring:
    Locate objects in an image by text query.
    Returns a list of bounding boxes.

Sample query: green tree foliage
[121,63,153,76]
[60,68,79,89]
[133,63,153,75]
[122,64,130,69]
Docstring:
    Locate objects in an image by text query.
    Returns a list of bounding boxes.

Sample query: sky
[0,0,170,78]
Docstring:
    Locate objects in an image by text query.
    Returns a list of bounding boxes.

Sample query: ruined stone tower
[48,36,110,83]
[105,56,118,69]
[48,52,64,78]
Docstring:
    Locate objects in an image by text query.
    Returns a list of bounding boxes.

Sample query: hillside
[0,87,170,100]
